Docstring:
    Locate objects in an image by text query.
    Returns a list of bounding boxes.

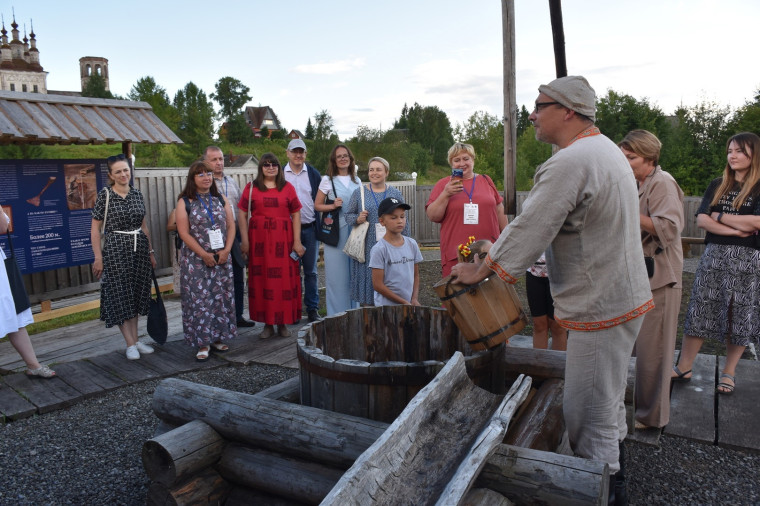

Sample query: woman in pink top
[425,142,507,277]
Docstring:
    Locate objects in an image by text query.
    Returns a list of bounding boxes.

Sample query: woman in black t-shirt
[672,132,760,395]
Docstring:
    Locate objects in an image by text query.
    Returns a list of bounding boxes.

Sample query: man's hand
[450,261,490,285]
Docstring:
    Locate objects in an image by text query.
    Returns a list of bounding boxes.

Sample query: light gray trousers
[563,316,643,473]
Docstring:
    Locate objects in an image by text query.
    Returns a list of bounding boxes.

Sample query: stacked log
[143,378,608,505]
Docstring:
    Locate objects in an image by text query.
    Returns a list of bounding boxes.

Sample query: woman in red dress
[238,153,305,339]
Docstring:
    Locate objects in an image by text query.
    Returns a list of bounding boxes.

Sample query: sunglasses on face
[107,153,127,163]
[261,162,279,168]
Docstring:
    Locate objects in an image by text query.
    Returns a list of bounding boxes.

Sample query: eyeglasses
[335,154,351,160]
[107,153,126,163]
[533,101,560,112]
[194,171,214,178]
[261,162,279,168]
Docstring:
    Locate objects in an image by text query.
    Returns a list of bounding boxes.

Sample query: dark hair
[106,153,129,186]
[178,161,222,201]
[327,144,357,180]
[254,153,285,191]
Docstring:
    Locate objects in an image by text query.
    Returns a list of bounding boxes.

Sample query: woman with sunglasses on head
[238,153,304,339]
[314,144,362,315]
[91,153,157,360]
[672,132,760,396]
[176,161,237,360]
[344,156,408,306]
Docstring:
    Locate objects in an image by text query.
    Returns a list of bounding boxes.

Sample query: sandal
[716,373,735,395]
[196,347,210,362]
[259,326,274,340]
[671,365,692,383]
[26,365,56,379]
[210,342,229,352]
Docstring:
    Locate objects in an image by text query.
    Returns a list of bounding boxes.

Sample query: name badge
[208,228,224,250]
[375,223,386,240]
[464,203,479,224]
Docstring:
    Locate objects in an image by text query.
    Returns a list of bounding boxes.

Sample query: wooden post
[501,0,517,217]
[549,0,568,78]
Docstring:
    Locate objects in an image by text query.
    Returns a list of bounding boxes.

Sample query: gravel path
[1,363,758,505]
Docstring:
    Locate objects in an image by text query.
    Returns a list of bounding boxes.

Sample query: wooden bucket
[433,274,528,351]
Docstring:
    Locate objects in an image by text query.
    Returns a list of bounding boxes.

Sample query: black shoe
[236,318,255,328]
[307,309,322,323]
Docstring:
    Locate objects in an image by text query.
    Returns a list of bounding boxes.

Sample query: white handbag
[343,185,370,263]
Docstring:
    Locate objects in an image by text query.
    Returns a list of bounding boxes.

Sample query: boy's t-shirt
[369,236,424,306]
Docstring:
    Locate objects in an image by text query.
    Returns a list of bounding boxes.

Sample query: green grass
[25,308,101,336]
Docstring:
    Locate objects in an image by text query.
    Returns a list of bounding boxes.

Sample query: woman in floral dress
[176,161,237,361]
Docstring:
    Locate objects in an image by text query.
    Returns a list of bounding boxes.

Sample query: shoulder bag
[343,185,370,262]
[3,231,31,314]
[317,178,341,247]
[146,268,168,344]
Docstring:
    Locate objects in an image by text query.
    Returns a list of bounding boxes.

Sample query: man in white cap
[452,75,651,505]
[283,138,323,322]
[205,145,255,328]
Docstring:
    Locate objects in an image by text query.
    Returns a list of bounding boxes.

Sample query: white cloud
[294,58,366,75]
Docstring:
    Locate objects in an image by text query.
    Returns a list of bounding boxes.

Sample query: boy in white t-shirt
[369,197,423,306]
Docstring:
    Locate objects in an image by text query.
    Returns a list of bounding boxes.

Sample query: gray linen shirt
[485,129,653,330]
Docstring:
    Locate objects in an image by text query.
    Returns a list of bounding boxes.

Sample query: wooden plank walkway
[2,302,758,456]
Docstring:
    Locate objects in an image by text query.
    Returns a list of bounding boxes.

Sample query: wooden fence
[22,172,704,302]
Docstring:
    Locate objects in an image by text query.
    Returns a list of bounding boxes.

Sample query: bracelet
[717,212,724,223]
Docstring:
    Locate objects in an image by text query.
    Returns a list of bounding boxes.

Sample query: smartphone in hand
[289,251,300,262]
[451,168,463,184]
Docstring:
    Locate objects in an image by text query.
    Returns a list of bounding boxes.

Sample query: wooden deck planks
[717,357,760,452]
[52,360,125,398]
[2,373,83,414]
[665,353,716,444]
[0,379,37,420]
[88,351,164,383]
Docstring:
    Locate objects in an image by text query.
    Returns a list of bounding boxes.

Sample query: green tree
[210,77,251,122]
[515,125,552,190]
[516,105,531,138]
[308,110,339,171]
[81,74,113,99]
[662,101,731,196]
[394,103,453,166]
[128,76,177,130]
[305,118,315,140]
[595,90,667,143]
[173,82,215,157]
[225,113,255,146]
[457,111,504,182]
[728,87,760,137]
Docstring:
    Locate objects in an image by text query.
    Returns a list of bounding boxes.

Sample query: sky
[7,0,760,139]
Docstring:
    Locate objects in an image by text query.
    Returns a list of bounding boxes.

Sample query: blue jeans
[300,223,319,311]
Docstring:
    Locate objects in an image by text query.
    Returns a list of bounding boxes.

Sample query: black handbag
[146,268,168,344]
[316,178,341,247]
[3,232,31,314]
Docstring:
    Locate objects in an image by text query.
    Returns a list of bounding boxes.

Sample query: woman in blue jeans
[314,144,362,315]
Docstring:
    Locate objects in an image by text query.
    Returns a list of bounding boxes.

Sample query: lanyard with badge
[370,184,388,238]
[463,175,478,224]
[198,194,225,250]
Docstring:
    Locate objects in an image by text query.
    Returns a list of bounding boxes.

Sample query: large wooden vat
[297,305,506,422]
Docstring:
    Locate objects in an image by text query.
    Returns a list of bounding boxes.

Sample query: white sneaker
[135,341,154,354]
[126,345,140,360]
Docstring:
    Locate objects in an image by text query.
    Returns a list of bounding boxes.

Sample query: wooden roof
[0,90,183,145]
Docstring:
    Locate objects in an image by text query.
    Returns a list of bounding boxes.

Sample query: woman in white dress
[0,205,56,378]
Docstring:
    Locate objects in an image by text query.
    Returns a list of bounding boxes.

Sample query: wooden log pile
[142,362,609,505]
